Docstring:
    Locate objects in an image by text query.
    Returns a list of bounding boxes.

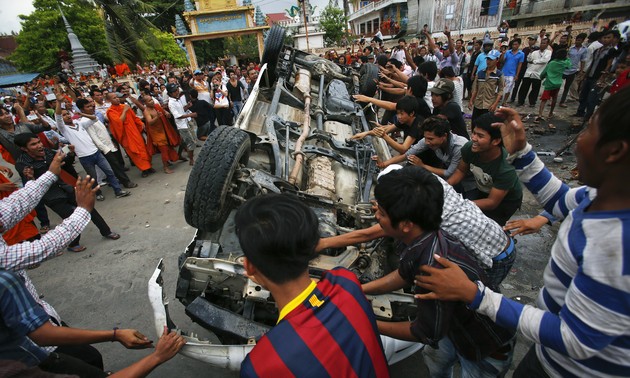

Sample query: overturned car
[148,26,422,370]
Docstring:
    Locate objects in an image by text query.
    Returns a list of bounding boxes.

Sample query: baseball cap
[193,69,202,75]
[486,50,501,60]
[166,83,179,94]
[501,41,509,47]
[440,44,449,50]
[528,35,537,40]
[429,78,455,95]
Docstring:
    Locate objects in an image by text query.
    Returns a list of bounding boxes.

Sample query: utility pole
[301,0,310,51]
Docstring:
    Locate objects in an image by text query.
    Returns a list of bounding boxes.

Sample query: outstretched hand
[48,149,66,177]
[493,107,527,154]
[153,326,186,363]
[116,329,154,349]
[504,215,548,236]
[414,254,478,303]
[75,175,99,212]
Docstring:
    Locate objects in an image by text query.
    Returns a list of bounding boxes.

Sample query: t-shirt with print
[460,141,522,203]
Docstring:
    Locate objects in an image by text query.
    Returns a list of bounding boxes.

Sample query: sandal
[67,245,87,253]
[534,116,544,124]
[105,232,121,240]
[40,225,50,234]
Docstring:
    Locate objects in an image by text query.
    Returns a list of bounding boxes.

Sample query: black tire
[184,126,251,231]
[260,25,286,87]
[359,63,379,97]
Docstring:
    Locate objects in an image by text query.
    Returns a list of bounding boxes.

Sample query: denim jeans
[78,152,122,194]
[485,242,517,290]
[423,337,514,378]
[232,101,243,117]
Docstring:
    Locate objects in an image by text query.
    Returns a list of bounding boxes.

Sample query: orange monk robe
[1,174,38,245]
[107,104,153,171]
[115,63,130,77]
[146,103,180,162]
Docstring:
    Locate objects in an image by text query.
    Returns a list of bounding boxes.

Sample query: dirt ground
[11,95,584,377]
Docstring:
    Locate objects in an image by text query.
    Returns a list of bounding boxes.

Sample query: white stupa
[59,7,100,74]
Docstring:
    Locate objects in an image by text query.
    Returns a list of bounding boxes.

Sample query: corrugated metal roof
[0,73,39,88]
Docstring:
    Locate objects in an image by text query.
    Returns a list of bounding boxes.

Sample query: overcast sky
[0,0,331,34]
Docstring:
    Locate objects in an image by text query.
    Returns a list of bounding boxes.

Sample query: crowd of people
[0,18,629,377]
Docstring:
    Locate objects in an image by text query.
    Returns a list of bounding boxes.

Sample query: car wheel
[359,63,379,97]
[261,25,286,87]
[184,126,251,231]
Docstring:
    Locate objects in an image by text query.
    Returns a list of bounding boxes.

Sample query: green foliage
[319,5,348,47]
[224,35,260,60]
[193,39,225,66]
[10,0,111,73]
[144,29,188,67]
[142,0,184,32]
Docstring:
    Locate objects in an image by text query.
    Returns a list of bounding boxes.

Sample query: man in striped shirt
[236,194,389,377]
[415,86,630,377]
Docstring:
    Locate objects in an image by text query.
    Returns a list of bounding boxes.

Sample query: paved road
[26,102,579,376]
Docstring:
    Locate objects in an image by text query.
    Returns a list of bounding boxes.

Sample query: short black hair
[421,116,451,137]
[377,54,388,67]
[576,32,587,41]
[396,96,418,116]
[440,66,456,78]
[412,55,424,67]
[596,85,630,145]
[76,98,89,111]
[375,166,444,230]
[418,61,438,81]
[14,132,38,148]
[472,113,503,143]
[89,89,102,97]
[388,58,402,69]
[234,194,319,284]
[407,75,428,98]
[551,48,568,60]
[189,88,199,99]
[398,38,406,44]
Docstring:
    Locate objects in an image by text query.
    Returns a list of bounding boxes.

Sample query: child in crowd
[535,49,571,123]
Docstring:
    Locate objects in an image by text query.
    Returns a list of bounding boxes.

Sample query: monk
[0,167,39,245]
[106,93,155,177]
[142,94,181,174]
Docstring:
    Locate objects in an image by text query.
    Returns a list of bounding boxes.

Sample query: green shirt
[460,141,522,203]
[541,59,572,90]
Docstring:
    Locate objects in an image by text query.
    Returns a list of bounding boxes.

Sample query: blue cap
[486,50,501,60]
[193,69,202,75]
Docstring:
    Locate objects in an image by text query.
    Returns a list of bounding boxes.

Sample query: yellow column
[185,39,198,70]
[257,31,265,61]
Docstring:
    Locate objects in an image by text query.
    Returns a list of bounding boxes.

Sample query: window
[373,18,380,31]
[360,23,366,35]
[445,4,455,19]
[367,21,372,33]
[480,0,500,16]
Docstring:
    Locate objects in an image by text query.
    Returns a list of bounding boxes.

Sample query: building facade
[348,0,408,38]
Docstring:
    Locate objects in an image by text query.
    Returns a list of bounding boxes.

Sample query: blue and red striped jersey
[240,267,390,378]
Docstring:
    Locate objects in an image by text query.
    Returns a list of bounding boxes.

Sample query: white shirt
[55,114,99,157]
[168,96,189,130]
[80,117,118,154]
[524,48,552,79]
[425,81,435,111]
[391,47,406,64]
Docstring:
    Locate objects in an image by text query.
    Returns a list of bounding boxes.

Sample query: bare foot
[548,113,554,119]
[189,159,195,166]
[164,167,174,174]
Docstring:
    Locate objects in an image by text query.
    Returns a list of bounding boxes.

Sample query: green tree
[94,0,157,63]
[319,5,348,47]
[143,29,188,67]
[224,35,260,60]
[10,0,111,73]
